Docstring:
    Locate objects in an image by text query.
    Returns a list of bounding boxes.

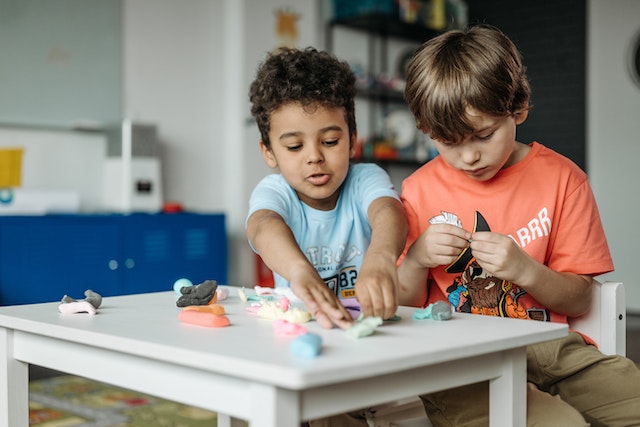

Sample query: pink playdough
[273,319,308,336]
[278,296,290,311]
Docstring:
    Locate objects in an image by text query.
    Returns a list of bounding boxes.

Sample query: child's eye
[323,140,338,147]
[287,144,302,151]
[476,132,494,141]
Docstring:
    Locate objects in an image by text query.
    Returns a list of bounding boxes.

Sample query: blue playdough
[290,333,322,358]
[173,278,193,295]
[413,300,453,321]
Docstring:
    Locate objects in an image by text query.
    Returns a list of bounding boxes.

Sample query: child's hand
[469,231,532,283]
[355,252,399,320]
[414,223,471,268]
[289,269,354,330]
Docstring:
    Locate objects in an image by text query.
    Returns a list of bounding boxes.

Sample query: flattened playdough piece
[182,304,225,315]
[178,310,230,327]
[216,287,229,301]
[413,300,453,321]
[255,301,312,324]
[58,301,97,315]
[273,319,308,336]
[345,316,383,339]
[290,333,322,358]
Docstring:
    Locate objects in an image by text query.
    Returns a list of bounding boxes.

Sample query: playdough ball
[290,333,322,358]
[174,278,193,295]
[431,300,453,320]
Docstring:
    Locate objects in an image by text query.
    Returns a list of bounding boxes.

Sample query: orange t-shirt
[400,142,614,324]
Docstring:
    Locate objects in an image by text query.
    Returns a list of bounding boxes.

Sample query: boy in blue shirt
[247,47,407,330]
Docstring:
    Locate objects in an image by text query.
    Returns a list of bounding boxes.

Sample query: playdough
[173,278,193,295]
[345,316,383,339]
[216,287,229,301]
[182,304,226,316]
[59,289,103,315]
[273,319,308,336]
[413,300,453,321]
[178,310,230,328]
[256,301,312,323]
[290,333,322,358]
[176,280,218,307]
[58,300,97,315]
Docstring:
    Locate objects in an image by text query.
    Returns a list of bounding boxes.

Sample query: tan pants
[309,333,640,427]
[422,332,640,427]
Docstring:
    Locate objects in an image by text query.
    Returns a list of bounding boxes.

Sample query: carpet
[29,375,224,427]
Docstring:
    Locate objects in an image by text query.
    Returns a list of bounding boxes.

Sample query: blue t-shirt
[247,163,400,299]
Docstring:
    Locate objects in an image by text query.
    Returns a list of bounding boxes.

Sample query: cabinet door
[0,217,121,305]
[119,214,227,295]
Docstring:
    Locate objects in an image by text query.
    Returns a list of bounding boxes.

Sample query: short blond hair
[404,25,531,143]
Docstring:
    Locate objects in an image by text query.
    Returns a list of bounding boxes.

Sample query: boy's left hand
[354,252,399,320]
[469,231,533,284]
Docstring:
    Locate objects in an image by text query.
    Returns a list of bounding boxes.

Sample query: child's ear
[514,110,529,125]
[349,132,358,159]
[259,140,278,169]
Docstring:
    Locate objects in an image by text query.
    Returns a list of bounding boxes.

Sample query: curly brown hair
[404,25,531,143]
[249,47,356,149]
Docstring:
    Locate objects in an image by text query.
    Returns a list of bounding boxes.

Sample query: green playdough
[345,316,383,339]
[413,300,453,320]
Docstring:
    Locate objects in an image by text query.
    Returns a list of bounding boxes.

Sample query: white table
[0,289,567,427]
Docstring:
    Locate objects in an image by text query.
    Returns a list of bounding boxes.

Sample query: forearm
[397,246,429,307]
[517,263,593,317]
[365,197,408,262]
[247,210,316,280]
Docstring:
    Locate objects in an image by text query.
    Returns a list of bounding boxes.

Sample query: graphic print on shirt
[435,211,550,321]
[323,266,358,299]
[305,244,362,299]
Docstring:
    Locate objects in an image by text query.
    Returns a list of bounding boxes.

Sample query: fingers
[296,285,354,330]
[357,284,397,320]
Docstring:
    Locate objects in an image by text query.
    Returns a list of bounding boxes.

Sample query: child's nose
[306,146,324,164]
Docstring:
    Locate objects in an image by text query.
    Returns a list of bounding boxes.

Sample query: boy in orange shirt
[399,25,640,426]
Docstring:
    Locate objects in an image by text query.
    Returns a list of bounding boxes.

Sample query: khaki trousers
[422,332,640,427]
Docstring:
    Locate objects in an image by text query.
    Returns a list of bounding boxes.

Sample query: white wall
[0,128,105,211]
[122,0,321,286]
[587,0,640,311]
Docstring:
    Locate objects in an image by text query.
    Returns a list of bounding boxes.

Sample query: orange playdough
[178,310,230,327]
[182,304,225,315]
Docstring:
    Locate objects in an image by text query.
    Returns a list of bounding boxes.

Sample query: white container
[102,120,163,213]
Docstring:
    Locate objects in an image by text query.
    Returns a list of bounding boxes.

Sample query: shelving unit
[326,13,439,167]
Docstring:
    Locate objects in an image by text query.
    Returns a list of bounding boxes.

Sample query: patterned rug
[29,375,226,427]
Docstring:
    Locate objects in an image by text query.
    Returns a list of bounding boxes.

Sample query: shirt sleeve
[350,163,401,212]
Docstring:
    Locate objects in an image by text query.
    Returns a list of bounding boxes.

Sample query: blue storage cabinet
[0,213,227,305]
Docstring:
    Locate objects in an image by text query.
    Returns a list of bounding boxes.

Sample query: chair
[367,280,626,427]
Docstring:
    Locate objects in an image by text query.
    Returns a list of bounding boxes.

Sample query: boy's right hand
[413,223,471,268]
[289,268,354,330]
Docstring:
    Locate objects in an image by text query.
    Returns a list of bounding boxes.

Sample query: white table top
[0,287,567,390]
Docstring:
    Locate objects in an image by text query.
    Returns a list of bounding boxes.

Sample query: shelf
[355,157,428,168]
[330,13,439,42]
[356,86,406,102]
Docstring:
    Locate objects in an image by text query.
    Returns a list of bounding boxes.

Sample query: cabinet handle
[108,260,118,270]
[125,258,135,269]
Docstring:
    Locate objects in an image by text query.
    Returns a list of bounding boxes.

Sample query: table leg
[0,328,29,427]
[490,347,527,427]
[218,414,248,427]
[248,383,300,427]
